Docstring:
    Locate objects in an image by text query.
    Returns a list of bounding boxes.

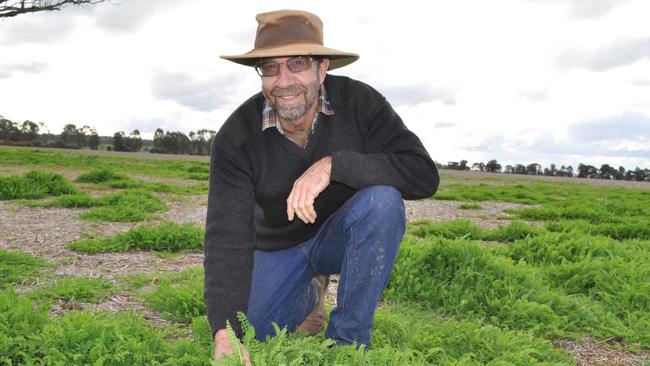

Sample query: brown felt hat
[221,10,359,70]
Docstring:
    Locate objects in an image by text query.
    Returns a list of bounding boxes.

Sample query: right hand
[213,329,252,365]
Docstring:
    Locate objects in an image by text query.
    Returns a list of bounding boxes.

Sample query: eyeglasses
[255,56,315,77]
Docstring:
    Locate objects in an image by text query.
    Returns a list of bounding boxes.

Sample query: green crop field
[0,146,649,365]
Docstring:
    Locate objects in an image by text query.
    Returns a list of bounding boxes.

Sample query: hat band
[254,15,323,50]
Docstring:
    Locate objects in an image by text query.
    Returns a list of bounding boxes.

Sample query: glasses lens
[286,57,311,72]
[258,62,279,76]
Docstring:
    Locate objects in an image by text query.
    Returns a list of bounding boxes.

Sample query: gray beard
[267,76,321,123]
[274,100,309,122]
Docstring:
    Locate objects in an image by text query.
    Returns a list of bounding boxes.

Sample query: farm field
[1,146,649,366]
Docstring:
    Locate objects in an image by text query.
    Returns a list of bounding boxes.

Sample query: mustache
[272,85,307,96]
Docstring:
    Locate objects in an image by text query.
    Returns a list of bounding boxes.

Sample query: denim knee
[357,185,405,222]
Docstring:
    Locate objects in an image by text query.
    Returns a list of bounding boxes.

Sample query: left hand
[287,156,332,224]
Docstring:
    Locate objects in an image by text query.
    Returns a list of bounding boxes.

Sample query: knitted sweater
[204,74,440,336]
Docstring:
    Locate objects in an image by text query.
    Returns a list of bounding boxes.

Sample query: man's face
[260,56,329,123]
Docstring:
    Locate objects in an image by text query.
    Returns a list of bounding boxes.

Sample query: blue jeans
[247,185,406,347]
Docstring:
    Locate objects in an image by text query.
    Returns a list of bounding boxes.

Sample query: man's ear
[319,58,330,82]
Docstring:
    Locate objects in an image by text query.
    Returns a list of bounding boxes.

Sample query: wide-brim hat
[221,10,359,71]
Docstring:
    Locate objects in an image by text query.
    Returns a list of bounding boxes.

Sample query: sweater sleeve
[203,143,256,338]
[330,97,440,200]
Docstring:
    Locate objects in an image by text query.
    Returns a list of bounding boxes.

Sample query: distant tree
[485,159,501,173]
[543,164,557,176]
[503,165,514,174]
[59,124,85,149]
[459,160,469,171]
[526,163,541,175]
[113,131,126,151]
[598,164,616,180]
[446,161,460,170]
[85,126,100,150]
[514,164,527,175]
[577,163,599,179]
[152,128,164,151]
[189,129,216,155]
[0,115,20,141]
[632,167,647,182]
[471,162,485,172]
[20,120,41,141]
[125,129,142,152]
[616,166,626,180]
[0,0,106,18]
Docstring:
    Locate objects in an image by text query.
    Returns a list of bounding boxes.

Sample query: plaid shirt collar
[262,84,334,133]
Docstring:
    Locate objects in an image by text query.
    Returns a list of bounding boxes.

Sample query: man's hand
[213,329,251,365]
[287,156,332,224]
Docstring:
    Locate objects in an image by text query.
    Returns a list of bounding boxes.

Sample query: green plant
[0,249,49,288]
[458,202,482,210]
[27,276,115,303]
[0,170,79,200]
[80,189,167,222]
[69,221,204,253]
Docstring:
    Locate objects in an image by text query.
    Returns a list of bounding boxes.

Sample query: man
[204,9,439,362]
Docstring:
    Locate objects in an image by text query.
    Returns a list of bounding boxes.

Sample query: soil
[1,165,649,365]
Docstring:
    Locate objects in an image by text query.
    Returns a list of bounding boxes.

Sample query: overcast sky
[1,0,649,170]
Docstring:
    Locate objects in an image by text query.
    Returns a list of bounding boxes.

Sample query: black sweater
[204,74,439,336]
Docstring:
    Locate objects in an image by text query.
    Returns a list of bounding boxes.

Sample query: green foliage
[458,202,482,210]
[0,147,210,180]
[0,289,212,365]
[385,236,629,342]
[76,168,130,184]
[134,268,206,323]
[80,189,167,222]
[77,168,209,195]
[408,219,544,243]
[0,170,79,200]
[407,219,484,240]
[69,221,204,253]
[0,288,49,365]
[27,276,115,303]
[214,307,573,366]
[0,249,48,288]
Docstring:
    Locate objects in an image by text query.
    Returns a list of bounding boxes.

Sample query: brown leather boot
[295,275,329,336]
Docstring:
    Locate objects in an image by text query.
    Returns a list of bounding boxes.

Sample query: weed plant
[130,267,205,323]
[385,236,630,343]
[77,168,209,195]
[26,276,115,303]
[0,170,79,200]
[0,288,211,365]
[70,221,203,253]
[81,189,167,221]
[0,249,49,288]
[458,202,482,210]
[408,219,544,243]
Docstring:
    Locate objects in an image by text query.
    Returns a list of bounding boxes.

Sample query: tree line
[0,115,215,155]
[444,160,650,182]
[1,115,648,182]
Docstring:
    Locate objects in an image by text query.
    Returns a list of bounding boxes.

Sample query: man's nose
[275,63,295,88]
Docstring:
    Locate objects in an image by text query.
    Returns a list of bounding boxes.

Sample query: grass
[0,249,49,288]
[458,202,482,210]
[26,276,115,303]
[0,170,79,200]
[69,221,204,253]
[0,288,211,366]
[127,267,205,323]
[76,168,208,195]
[0,146,210,180]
